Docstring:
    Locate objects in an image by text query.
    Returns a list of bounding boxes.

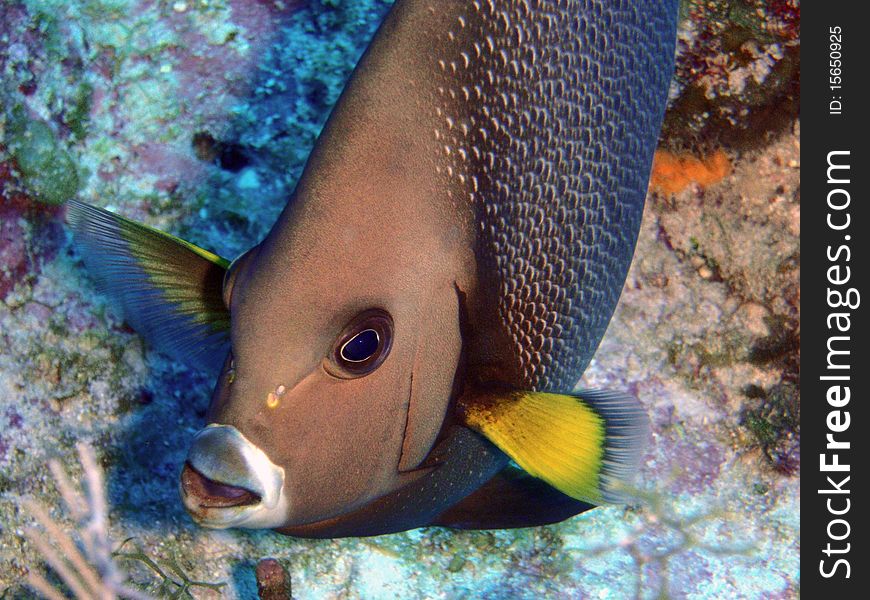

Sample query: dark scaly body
[427,0,677,391]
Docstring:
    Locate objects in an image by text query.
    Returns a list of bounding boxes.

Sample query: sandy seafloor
[0,1,800,598]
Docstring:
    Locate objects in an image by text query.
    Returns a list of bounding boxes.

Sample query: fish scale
[432,0,677,391]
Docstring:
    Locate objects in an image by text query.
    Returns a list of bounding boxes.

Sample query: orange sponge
[650,149,731,195]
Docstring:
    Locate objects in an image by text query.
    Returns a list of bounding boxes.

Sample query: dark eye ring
[331,310,393,377]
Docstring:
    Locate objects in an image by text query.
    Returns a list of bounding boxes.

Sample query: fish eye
[340,329,380,362]
[331,309,393,377]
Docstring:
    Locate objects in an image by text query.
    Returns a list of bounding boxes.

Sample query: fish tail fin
[458,388,649,504]
[66,200,231,373]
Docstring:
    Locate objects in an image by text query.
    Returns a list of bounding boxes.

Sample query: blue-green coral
[5,109,80,205]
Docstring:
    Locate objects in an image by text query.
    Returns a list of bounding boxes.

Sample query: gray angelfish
[68,0,678,537]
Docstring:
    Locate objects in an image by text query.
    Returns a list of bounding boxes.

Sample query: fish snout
[180,424,288,529]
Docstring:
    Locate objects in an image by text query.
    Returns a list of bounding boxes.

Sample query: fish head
[180,173,474,531]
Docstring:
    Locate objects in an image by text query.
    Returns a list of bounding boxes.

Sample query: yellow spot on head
[266,392,279,409]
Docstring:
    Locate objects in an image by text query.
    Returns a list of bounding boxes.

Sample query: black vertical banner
[803,3,868,596]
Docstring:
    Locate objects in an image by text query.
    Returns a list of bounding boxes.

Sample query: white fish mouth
[180,424,289,529]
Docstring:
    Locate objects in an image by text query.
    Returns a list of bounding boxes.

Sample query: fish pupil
[340,329,380,363]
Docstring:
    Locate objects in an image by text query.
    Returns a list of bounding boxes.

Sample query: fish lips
[180,424,289,529]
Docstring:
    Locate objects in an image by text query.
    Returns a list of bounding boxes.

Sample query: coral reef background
[1,0,799,598]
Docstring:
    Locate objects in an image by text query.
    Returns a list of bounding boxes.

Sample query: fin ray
[67,200,231,373]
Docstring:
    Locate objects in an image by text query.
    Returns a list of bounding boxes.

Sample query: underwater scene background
[0,0,799,598]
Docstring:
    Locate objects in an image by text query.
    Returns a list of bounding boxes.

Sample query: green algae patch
[7,111,80,205]
[447,555,466,573]
[67,82,94,141]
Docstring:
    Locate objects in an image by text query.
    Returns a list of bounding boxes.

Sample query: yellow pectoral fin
[459,389,649,505]
[67,200,231,374]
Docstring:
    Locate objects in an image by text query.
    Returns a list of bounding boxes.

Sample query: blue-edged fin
[457,389,649,504]
[66,199,230,373]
